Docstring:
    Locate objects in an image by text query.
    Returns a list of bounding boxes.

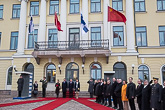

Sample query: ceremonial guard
[17,75,24,97]
[40,77,47,97]
[87,78,94,98]
[136,79,144,110]
[150,77,162,110]
[141,80,152,110]
[62,78,67,98]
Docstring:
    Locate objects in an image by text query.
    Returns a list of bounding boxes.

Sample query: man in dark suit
[114,79,123,110]
[106,80,112,107]
[95,79,101,103]
[17,75,24,97]
[161,81,165,110]
[150,77,162,110]
[136,79,144,110]
[87,79,94,98]
[40,77,47,97]
[111,77,117,109]
[69,79,74,98]
[126,77,136,110]
[62,78,67,98]
[142,80,152,110]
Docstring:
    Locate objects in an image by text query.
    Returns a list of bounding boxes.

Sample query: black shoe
[113,107,117,109]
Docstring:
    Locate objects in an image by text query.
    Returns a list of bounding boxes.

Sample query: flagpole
[108,5,111,50]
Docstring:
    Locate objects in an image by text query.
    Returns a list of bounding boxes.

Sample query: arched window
[24,63,34,83]
[138,65,149,81]
[46,64,56,83]
[66,62,79,81]
[162,65,165,83]
[90,63,102,80]
[7,67,13,85]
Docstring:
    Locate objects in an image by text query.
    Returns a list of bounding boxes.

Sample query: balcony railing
[34,39,109,51]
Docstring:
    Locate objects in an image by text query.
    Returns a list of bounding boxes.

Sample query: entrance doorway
[21,74,30,97]
[66,62,79,82]
[24,63,34,83]
[69,28,80,49]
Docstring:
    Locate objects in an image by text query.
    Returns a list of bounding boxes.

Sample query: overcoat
[87,81,94,93]
[114,82,122,98]
[69,81,74,93]
[55,83,60,94]
[62,81,67,92]
[106,84,112,96]
[136,84,144,104]
[17,78,24,91]
[161,87,165,110]
[75,82,80,92]
[121,84,128,101]
[126,82,136,99]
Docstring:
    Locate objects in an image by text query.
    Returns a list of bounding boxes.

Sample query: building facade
[0,0,165,96]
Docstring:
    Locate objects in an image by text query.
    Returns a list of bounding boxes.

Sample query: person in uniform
[17,75,24,97]
[126,77,136,110]
[106,80,112,107]
[111,77,118,109]
[69,79,74,98]
[136,79,144,110]
[75,79,80,99]
[40,77,47,97]
[62,78,67,98]
[161,80,165,110]
[87,78,94,98]
[141,80,152,110]
[121,80,128,110]
[114,79,123,110]
[55,79,60,98]
[150,77,162,110]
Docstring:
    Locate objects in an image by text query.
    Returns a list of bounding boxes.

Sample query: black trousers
[107,95,112,106]
[42,88,46,97]
[90,93,93,98]
[117,97,123,110]
[137,101,142,110]
[63,92,66,98]
[56,93,59,98]
[69,91,73,98]
[129,98,136,110]
[18,90,22,97]
[112,94,117,107]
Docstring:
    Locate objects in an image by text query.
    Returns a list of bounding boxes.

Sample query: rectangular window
[10,32,18,50]
[0,32,1,46]
[91,27,101,47]
[0,5,3,19]
[135,0,145,12]
[113,26,124,46]
[28,29,38,48]
[12,4,21,18]
[136,27,147,47]
[50,0,59,15]
[30,2,39,16]
[48,29,58,48]
[91,0,101,13]
[69,28,80,49]
[159,26,165,46]
[157,0,165,11]
[112,0,123,11]
[70,0,79,14]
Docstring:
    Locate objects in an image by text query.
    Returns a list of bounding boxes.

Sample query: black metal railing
[34,39,109,51]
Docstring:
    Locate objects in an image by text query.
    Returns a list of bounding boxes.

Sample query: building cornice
[138,54,165,58]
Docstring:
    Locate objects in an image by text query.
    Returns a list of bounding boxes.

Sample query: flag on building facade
[108,6,126,23]
[81,14,89,33]
[28,16,34,34]
[55,12,63,31]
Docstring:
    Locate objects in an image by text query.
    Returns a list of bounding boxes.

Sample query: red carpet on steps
[33,98,71,110]
[0,98,55,107]
[74,98,115,110]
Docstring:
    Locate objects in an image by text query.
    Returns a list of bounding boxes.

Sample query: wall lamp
[82,64,84,74]
[13,65,18,72]
[132,64,135,74]
[58,64,61,74]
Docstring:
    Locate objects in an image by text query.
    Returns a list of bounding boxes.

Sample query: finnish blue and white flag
[81,14,89,34]
[28,16,34,34]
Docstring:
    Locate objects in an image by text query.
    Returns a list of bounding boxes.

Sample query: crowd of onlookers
[87,77,165,110]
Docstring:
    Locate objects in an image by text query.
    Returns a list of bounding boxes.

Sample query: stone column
[103,0,110,50]
[126,0,136,52]
[38,0,47,42]
[60,0,67,41]
[82,0,88,40]
[17,0,28,55]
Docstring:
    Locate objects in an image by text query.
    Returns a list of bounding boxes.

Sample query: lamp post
[58,64,61,74]
[82,64,84,74]
[132,64,135,74]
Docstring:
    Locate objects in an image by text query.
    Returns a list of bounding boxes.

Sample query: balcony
[32,39,110,64]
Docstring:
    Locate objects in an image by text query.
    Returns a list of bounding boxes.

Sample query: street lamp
[58,64,61,74]
[132,64,135,74]
[82,64,84,74]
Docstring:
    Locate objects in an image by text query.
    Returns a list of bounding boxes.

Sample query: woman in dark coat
[33,81,38,97]
[55,79,60,98]
[75,79,80,99]
[141,80,152,110]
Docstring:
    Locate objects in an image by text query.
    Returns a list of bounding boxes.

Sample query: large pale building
[0,0,165,97]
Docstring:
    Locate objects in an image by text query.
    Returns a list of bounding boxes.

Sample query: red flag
[114,32,121,41]
[55,12,63,31]
[108,6,126,23]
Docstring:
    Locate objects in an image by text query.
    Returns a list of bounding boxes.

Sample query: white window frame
[138,64,151,81]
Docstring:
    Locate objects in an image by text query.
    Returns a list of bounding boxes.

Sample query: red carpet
[33,98,71,110]
[74,98,114,110]
[0,98,55,107]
